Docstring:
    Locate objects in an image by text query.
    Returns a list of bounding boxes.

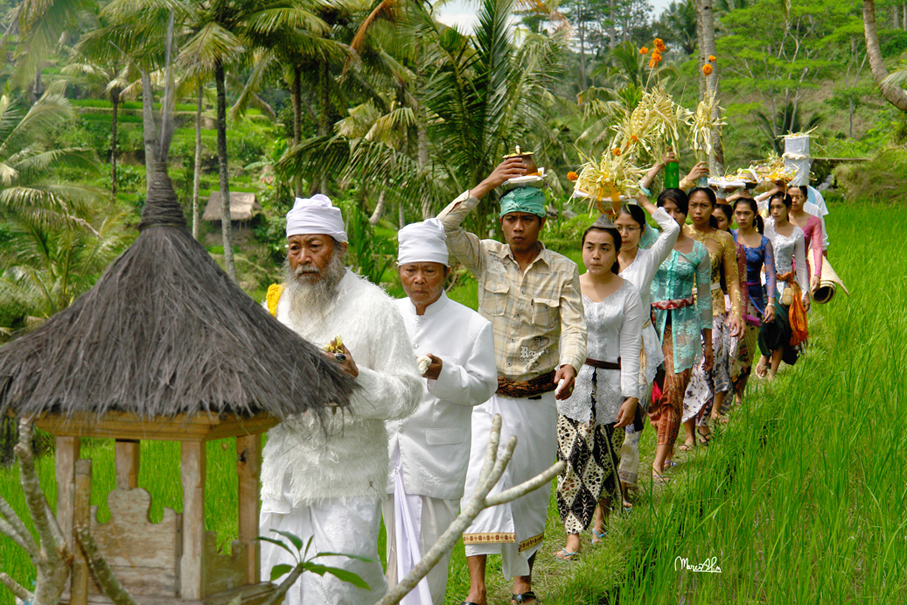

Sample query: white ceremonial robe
[460,392,558,579]
[385,292,497,605]
[260,270,422,605]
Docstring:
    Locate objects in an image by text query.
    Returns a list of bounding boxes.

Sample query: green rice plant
[3,202,906,605]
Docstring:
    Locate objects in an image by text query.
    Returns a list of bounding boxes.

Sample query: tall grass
[608,202,907,604]
[2,202,905,605]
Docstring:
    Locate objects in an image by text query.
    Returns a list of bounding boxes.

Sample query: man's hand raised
[469,157,527,200]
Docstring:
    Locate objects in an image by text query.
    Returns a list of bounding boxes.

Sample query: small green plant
[259,530,370,605]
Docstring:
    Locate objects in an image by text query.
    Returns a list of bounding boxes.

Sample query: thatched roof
[0,166,355,421]
[203,192,261,221]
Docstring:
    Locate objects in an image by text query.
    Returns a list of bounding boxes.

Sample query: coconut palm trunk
[291,64,303,197]
[697,0,724,172]
[214,59,237,281]
[864,0,907,111]
[192,82,203,240]
[110,89,119,201]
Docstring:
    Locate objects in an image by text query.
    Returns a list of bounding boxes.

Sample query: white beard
[283,251,346,321]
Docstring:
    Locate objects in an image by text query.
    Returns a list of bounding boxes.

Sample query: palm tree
[864,0,907,111]
[657,0,697,56]
[62,48,136,201]
[1,0,97,100]
[0,89,118,328]
[0,90,101,227]
[279,0,567,234]
[227,0,354,196]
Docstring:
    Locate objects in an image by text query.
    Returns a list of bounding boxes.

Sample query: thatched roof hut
[0,165,355,422]
[203,191,261,222]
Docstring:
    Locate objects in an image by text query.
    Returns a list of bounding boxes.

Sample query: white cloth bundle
[416,355,432,376]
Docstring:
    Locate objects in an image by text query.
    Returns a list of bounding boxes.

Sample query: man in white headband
[438,160,586,605]
[259,194,422,605]
[384,219,497,605]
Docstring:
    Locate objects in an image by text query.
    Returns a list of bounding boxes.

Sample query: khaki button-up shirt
[437,191,586,382]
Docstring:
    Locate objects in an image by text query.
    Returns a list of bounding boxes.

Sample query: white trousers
[382,495,458,605]
[460,393,557,579]
[259,496,387,605]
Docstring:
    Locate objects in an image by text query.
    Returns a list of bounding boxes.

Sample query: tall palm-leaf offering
[573,38,694,214]
[689,90,726,163]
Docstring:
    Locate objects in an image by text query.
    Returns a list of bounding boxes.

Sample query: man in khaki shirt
[437,158,586,605]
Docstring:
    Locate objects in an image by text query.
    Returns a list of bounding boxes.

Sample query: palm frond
[179,22,244,71]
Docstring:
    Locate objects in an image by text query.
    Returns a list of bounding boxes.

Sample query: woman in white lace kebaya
[614,175,680,497]
[554,217,642,561]
[757,192,810,379]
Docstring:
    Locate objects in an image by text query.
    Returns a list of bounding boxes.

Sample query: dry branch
[0,572,33,603]
[0,497,35,555]
[0,420,72,605]
[375,415,566,605]
[74,525,142,605]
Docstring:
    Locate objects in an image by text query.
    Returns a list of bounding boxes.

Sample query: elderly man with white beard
[384,219,497,605]
[259,194,422,605]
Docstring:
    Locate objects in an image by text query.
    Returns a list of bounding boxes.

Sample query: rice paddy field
[2,200,906,604]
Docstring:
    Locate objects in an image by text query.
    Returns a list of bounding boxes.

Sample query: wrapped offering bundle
[783,134,812,186]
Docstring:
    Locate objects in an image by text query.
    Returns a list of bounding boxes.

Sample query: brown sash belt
[496,370,557,398]
[584,357,621,370]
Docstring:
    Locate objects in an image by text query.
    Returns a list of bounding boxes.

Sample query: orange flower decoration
[631,135,638,142]
[567,171,578,181]
[612,147,621,156]
[709,55,716,62]
[640,47,649,54]
[654,38,666,52]
[649,51,662,68]
[702,63,713,76]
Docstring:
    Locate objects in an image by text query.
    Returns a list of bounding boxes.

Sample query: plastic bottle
[664,160,680,189]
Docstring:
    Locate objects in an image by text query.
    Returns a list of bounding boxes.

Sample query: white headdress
[397,218,449,266]
[286,194,348,242]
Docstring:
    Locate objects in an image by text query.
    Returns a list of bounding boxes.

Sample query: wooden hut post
[180,440,207,600]
[115,439,141,489]
[236,434,261,584]
[72,458,93,605]
[55,435,80,595]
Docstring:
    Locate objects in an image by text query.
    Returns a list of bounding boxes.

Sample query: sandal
[663,460,678,469]
[591,528,606,544]
[554,548,578,561]
[697,428,712,445]
[677,442,695,452]
[511,591,539,604]
[652,471,671,485]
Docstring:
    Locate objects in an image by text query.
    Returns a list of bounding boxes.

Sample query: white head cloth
[397,218,449,266]
[285,194,348,242]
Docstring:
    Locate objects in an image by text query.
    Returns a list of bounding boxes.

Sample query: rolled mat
[809,255,850,304]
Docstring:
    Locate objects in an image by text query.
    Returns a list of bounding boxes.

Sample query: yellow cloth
[266,283,284,318]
